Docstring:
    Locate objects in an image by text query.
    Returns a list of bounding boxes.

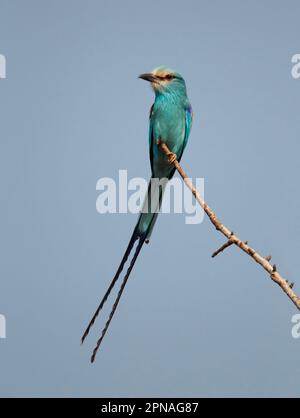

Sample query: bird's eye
[165,74,174,80]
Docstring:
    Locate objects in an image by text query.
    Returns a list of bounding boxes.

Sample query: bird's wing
[166,104,193,184]
[178,104,193,162]
[149,103,155,175]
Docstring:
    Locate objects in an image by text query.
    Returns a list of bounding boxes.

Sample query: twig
[212,232,235,258]
[158,141,300,310]
[212,239,234,258]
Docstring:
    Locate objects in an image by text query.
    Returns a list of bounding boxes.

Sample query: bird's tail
[81,177,166,362]
[137,176,167,242]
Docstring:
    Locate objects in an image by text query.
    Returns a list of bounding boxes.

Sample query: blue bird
[82,66,193,362]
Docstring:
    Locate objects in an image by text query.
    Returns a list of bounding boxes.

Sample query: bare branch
[158,141,300,310]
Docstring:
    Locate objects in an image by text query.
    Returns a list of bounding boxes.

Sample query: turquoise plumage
[82,67,193,362]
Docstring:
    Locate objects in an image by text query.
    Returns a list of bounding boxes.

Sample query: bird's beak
[139,73,157,83]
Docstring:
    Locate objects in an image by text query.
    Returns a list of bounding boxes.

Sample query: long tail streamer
[90,237,145,362]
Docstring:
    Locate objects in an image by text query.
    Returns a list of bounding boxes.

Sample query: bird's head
[139,66,186,96]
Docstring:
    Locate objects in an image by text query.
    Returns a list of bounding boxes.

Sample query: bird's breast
[153,105,185,149]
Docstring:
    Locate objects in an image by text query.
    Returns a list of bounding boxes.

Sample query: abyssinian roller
[82,67,193,362]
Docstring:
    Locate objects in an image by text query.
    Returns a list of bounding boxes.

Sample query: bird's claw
[167,152,177,165]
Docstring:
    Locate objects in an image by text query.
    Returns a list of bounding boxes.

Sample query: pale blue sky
[0,0,300,397]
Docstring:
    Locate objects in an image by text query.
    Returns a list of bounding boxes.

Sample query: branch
[158,141,300,310]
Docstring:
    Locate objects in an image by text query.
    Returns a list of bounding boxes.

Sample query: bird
[82,66,193,362]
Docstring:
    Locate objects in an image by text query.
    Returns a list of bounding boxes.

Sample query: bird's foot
[167,152,177,165]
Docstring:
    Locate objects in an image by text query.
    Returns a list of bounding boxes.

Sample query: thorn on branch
[290,282,295,289]
[265,255,272,262]
[273,264,277,272]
